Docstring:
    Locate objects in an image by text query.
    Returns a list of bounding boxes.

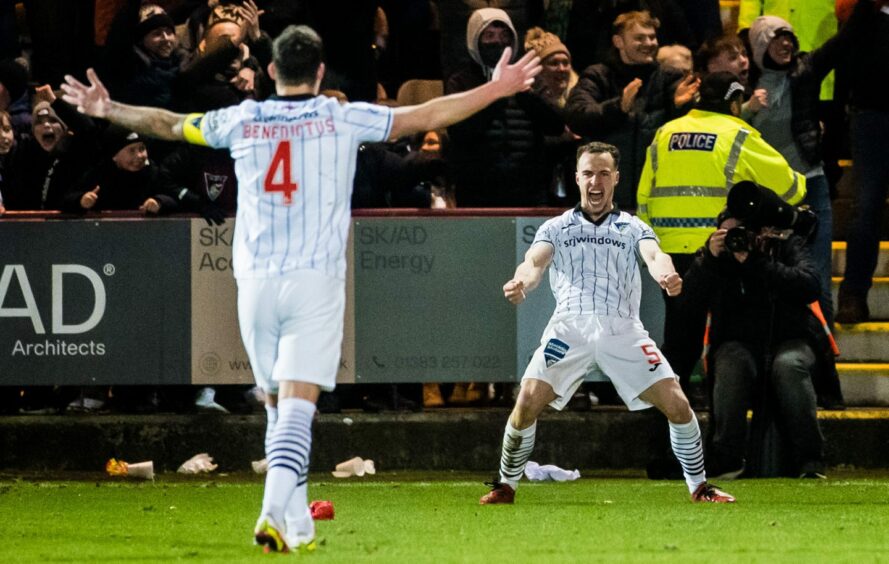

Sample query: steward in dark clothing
[446,8,563,207]
[680,207,833,478]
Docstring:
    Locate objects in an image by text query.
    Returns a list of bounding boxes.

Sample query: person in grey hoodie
[746,9,863,328]
[445,8,564,207]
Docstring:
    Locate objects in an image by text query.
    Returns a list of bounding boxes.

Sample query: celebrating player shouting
[482,142,735,505]
[62,25,541,553]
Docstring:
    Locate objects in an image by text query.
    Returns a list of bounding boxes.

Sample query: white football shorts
[237,269,345,394]
[522,313,676,411]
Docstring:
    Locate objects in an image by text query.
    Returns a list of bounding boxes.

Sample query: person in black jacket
[565,10,697,209]
[680,189,829,479]
[4,93,99,212]
[101,2,187,110]
[835,0,889,324]
[63,125,172,214]
[446,8,564,207]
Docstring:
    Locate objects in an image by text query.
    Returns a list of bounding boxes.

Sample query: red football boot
[691,482,736,503]
[479,480,516,505]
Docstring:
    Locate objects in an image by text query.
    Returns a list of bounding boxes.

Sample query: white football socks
[259,397,316,525]
[499,421,537,489]
[669,415,707,493]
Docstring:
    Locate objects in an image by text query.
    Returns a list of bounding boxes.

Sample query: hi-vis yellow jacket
[636,109,806,254]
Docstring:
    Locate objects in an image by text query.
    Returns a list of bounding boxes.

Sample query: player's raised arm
[61,68,187,141]
[639,238,682,297]
[503,242,554,305]
[388,47,541,141]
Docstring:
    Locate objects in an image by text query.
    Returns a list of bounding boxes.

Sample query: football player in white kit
[62,25,542,553]
[480,141,735,505]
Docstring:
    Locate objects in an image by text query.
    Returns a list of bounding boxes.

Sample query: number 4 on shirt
[263,140,298,204]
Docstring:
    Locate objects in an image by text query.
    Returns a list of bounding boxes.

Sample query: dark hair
[694,34,746,74]
[272,25,324,87]
[577,141,620,170]
[697,71,745,113]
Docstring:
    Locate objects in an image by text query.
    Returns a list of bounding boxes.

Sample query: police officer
[636,70,806,384]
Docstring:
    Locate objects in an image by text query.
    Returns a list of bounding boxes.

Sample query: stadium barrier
[0,211,664,385]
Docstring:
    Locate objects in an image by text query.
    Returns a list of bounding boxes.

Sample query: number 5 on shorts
[264,140,298,204]
[641,343,663,371]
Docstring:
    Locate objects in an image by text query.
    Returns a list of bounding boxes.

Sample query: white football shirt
[533,207,657,318]
[193,95,393,280]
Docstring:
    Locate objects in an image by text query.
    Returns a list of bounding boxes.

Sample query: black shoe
[317,392,341,414]
[567,391,592,411]
[835,292,869,324]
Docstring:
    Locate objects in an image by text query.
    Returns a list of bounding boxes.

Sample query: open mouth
[588,190,605,205]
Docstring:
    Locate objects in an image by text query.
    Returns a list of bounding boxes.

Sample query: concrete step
[838,363,889,407]
[831,277,889,319]
[831,241,889,278]
[835,323,889,362]
[2,410,889,471]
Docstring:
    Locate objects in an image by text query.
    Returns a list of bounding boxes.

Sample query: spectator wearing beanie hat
[524,26,577,108]
[523,26,583,211]
[100,0,187,110]
[62,124,173,214]
[6,91,99,211]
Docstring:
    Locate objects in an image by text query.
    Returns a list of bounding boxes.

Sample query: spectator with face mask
[445,8,564,207]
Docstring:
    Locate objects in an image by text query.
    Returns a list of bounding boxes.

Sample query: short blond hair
[612,10,660,36]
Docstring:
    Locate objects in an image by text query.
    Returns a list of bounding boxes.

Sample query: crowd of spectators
[0,0,885,443]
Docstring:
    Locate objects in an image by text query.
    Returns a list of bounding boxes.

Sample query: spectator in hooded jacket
[446,8,564,207]
[745,8,863,328]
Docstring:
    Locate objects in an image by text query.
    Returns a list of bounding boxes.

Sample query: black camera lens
[724,226,751,253]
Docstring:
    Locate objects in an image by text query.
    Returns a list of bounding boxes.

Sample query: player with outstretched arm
[480,141,735,505]
[62,25,541,554]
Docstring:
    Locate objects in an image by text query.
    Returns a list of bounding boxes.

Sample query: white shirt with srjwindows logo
[533,208,657,319]
[192,95,393,280]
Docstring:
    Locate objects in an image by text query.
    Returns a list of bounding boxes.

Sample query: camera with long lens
[722,181,816,253]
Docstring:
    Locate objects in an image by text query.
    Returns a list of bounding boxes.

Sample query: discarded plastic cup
[331,456,376,478]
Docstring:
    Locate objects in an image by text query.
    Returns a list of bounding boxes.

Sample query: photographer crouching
[681,181,831,479]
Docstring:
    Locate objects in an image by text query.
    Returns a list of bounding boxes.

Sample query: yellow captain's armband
[182,113,209,146]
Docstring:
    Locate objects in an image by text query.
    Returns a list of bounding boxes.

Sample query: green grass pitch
[2,472,889,563]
